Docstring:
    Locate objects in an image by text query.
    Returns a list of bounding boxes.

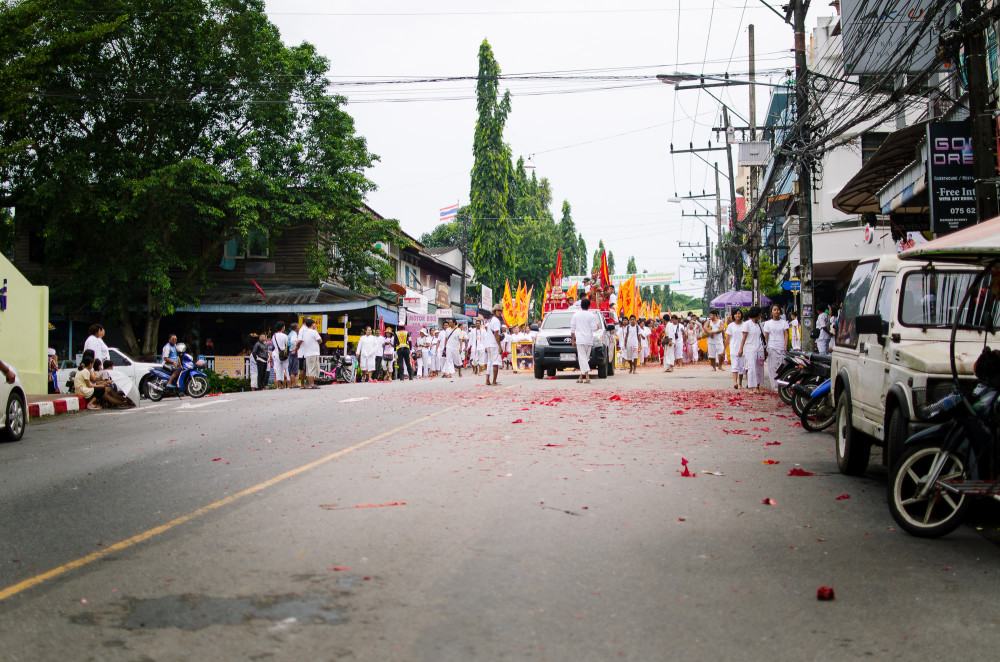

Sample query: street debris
[787,468,816,476]
[762,498,778,506]
[816,586,836,601]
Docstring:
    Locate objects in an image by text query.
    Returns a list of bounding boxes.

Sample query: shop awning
[176,285,393,314]
[833,121,929,214]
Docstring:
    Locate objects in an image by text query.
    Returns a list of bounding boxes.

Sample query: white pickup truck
[832,253,998,474]
[57,347,161,398]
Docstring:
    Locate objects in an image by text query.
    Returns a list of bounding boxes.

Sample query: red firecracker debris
[211,458,222,462]
[836,494,851,500]
[762,460,780,465]
[512,419,523,424]
[609,394,622,401]
[670,410,685,415]
[750,417,766,422]
[787,468,816,476]
[762,497,778,506]
[817,586,836,601]
[765,441,781,446]
[678,457,695,477]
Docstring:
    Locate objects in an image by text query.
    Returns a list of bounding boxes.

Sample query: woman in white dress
[726,309,746,389]
[356,326,379,382]
[762,304,790,391]
[738,306,766,392]
[704,310,726,371]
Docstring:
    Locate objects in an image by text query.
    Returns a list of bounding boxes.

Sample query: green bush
[206,370,250,394]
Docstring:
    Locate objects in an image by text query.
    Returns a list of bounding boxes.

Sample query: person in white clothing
[355,326,379,382]
[738,306,766,392]
[704,310,726,371]
[415,328,430,378]
[622,314,641,373]
[441,319,463,377]
[500,325,512,369]
[467,319,486,375]
[484,304,504,385]
[528,325,539,343]
[816,305,833,354]
[570,298,601,383]
[294,317,323,389]
[663,315,676,371]
[83,324,111,364]
[762,304,789,391]
[788,311,802,351]
[270,321,291,388]
[725,309,746,388]
[287,324,300,386]
[638,320,650,363]
[673,316,685,365]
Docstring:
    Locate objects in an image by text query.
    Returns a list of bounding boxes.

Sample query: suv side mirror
[530,324,539,331]
[855,314,888,345]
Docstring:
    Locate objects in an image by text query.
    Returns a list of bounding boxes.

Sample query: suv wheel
[534,362,544,379]
[597,356,608,379]
[835,391,870,475]
[3,392,26,441]
[885,407,908,470]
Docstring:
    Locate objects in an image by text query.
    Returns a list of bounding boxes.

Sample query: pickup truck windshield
[899,271,999,328]
[541,312,575,329]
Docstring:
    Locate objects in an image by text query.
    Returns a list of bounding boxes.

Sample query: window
[836,260,878,348]
[541,312,575,329]
[875,275,896,323]
[861,132,889,165]
[899,270,999,329]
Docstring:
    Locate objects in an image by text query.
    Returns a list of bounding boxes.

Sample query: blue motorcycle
[145,343,209,401]
[796,378,836,432]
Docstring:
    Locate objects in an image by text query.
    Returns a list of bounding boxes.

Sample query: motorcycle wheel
[337,366,355,384]
[777,368,797,405]
[801,392,836,432]
[792,376,822,416]
[887,442,969,538]
[185,375,209,398]
[146,379,165,402]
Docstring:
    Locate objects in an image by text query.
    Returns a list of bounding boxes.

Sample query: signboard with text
[464,304,479,317]
[927,121,977,235]
[480,285,493,311]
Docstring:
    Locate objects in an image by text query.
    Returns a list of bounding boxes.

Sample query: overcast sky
[264,0,830,296]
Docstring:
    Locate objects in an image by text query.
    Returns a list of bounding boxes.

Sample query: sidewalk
[27,393,88,419]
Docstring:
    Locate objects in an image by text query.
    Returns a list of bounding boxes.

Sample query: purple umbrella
[709,291,770,308]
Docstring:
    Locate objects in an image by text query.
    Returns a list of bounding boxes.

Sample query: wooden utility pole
[748,24,761,306]
[715,163,723,295]
[723,105,740,292]
[793,0,816,351]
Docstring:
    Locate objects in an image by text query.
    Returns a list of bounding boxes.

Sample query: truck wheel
[597,357,608,379]
[534,363,544,379]
[885,407,908,470]
[607,348,616,376]
[835,391,870,475]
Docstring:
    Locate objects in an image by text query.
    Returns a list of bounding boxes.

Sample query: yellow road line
[0,404,459,602]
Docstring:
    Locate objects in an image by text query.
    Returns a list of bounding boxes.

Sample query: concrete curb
[28,396,88,419]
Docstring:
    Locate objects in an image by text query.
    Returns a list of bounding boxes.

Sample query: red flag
[599,251,610,289]
[555,249,563,287]
[378,315,385,335]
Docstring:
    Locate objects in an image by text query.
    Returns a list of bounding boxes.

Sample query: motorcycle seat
[809,353,832,364]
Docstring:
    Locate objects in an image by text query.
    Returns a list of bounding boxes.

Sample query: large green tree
[468,39,515,292]
[2,0,397,354]
[626,256,637,274]
[510,162,558,305]
[577,234,587,274]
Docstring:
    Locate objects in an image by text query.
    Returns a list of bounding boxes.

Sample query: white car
[57,347,161,398]
[0,364,27,441]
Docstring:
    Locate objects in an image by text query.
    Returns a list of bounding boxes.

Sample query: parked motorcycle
[776,352,830,406]
[799,378,836,432]
[317,353,356,385]
[145,344,209,401]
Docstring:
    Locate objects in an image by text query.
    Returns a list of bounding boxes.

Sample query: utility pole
[963,0,1000,222]
[793,0,816,351]
[749,24,757,142]
[715,163,724,293]
[723,105,740,292]
[705,225,712,305]
[748,23,761,307]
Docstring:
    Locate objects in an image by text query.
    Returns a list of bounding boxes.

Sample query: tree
[607,251,615,275]
[742,252,783,299]
[3,0,397,354]
[626,256,637,274]
[468,39,515,292]
[577,234,587,274]
[558,200,578,275]
[591,239,607,273]
[420,217,464,248]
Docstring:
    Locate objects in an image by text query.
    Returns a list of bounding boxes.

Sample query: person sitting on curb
[74,355,131,409]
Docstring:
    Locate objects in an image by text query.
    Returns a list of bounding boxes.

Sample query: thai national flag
[439,203,459,221]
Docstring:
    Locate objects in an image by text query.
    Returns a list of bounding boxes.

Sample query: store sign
[481,285,493,310]
[927,121,976,235]
[435,281,450,308]
[403,296,423,309]
[464,304,478,316]
[436,308,453,319]
[842,0,950,75]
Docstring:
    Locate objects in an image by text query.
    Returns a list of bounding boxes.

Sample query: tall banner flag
[503,280,515,325]
[439,202,459,222]
[599,251,611,289]
[566,283,578,301]
[555,249,563,286]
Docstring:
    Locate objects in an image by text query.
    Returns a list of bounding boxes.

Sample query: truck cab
[832,254,998,474]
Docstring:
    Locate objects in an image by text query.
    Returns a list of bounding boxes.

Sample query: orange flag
[567,283,578,300]
[599,251,611,289]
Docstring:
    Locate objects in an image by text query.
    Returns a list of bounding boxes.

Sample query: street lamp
[522,155,536,175]
[656,72,699,85]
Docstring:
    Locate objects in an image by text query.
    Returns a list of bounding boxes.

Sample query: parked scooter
[776,351,830,406]
[317,353,356,385]
[145,344,209,401]
[781,357,831,416]
[799,378,835,432]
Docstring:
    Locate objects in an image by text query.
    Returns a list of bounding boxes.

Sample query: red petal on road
[817,586,836,600]
[765,441,781,446]
[762,460,780,465]
[836,494,851,500]
[670,410,684,415]
[790,421,803,428]
[331,567,350,571]
[609,394,622,401]
[512,419,523,424]
[787,468,816,476]
[762,497,778,505]
[679,457,695,477]
[750,417,766,422]
[212,458,222,462]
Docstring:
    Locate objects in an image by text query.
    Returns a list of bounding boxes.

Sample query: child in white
[726,309,746,389]
[739,307,766,392]
[788,312,801,351]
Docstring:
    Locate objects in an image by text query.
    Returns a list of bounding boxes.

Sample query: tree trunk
[140,285,162,358]
[118,304,140,356]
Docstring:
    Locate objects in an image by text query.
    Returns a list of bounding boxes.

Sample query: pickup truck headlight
[534,335,548,347]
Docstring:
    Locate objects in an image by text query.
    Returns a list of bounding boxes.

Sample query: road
[2,363,1000,661]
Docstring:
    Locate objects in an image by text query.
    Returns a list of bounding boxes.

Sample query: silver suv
[832,254,998,474]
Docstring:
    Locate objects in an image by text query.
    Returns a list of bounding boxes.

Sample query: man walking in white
[762,304,789,391]
[663,315,676,372]
[271,321,290,388]
[293,317,323,389]
[570,298,600,384]
[623,314,641,374]
[816,305,833,354]
[484,304,504,386]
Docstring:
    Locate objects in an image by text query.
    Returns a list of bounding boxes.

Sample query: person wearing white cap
[415,328,430,378]
[484,304,503,385]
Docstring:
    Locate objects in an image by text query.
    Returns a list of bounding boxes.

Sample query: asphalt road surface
[3,363,1000,661]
